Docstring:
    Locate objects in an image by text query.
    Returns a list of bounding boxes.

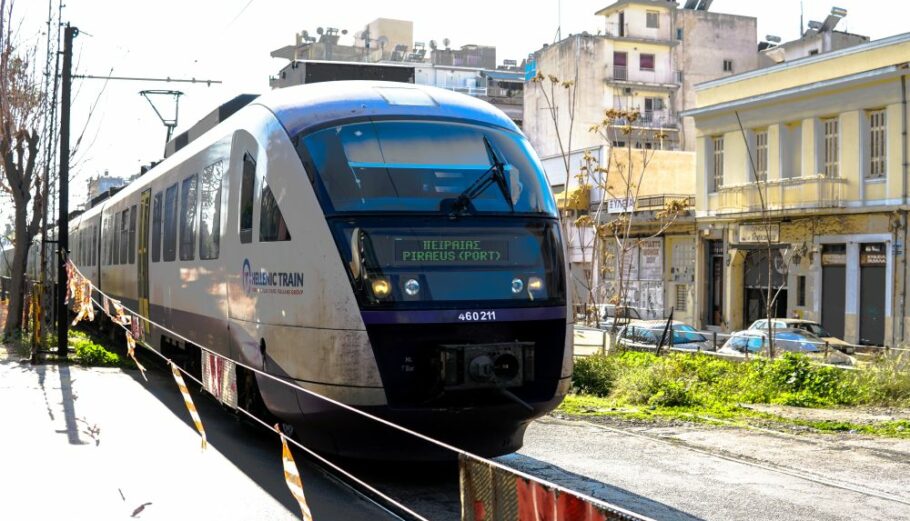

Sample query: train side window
[239,153,255,244]
[163,183,178,262]
[112,212,121,265]
[128,204,137,264]
[179,174,198,261]
[119,209,129,264]
[91,225,97,266]
[152,192,162,262]
[259,182,291,242]
[199,161,224,260]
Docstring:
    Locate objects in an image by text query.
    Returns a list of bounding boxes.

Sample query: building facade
[686,33,910,346]
[523,0,755,321]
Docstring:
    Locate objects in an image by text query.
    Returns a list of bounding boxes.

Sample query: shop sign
[607,197,635,214]
[738,224,779,244]
[861,243,886,266]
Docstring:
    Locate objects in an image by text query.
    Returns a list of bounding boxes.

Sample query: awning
[555,185,590,211]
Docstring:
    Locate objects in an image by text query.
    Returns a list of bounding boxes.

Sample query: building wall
[524,35,607,158]
[675,10,758,151]
[690,34,910,345]
[698,35,910,107]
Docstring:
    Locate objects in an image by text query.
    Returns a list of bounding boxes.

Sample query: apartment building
[523,0,756,321]
[685,33,910,346]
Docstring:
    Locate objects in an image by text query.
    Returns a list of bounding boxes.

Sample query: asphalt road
[500,415,910,521]
[0,348,403,521]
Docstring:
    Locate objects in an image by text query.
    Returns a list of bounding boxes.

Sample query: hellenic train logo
[241,258,305,296]
[242,258,253,295]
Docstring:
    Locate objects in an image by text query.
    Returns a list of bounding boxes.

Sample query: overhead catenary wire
[66,260,652,521]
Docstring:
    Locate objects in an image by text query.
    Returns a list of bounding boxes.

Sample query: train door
[226,131,260,324]
[138,189,151,336]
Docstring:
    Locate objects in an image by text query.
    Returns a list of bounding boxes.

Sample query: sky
[9,0,910,221]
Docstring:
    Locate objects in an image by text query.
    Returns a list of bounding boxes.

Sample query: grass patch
[561,351,910,438]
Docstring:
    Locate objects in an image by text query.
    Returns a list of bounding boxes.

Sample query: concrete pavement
[0,345,401,521]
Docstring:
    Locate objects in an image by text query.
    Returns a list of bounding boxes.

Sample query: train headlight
[511,277,524,294]
[404,278,420,296]
[528,276,544,293]
[371,278,391,298]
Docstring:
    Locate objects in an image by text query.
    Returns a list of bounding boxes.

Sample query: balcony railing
[711,176,848,215]
[636,194,695,212]
[608,67,679,86]
[436,85,488,96]
[610,110,678,129]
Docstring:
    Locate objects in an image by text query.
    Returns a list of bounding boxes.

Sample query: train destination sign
[394,239,510,265]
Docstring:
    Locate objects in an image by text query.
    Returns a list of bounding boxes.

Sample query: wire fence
[62,260,653,521]
[573,322,910,368]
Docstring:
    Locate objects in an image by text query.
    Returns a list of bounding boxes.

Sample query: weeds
[572,351,910,410]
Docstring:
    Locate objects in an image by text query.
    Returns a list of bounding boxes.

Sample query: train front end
[283,84,571,457]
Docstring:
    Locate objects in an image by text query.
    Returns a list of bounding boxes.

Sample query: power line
[73,74,221,85]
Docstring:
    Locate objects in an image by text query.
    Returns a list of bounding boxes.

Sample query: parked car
[616,320,714,352]
[598,306,643,332]
[719,328,853,365]
[747,319,854,354]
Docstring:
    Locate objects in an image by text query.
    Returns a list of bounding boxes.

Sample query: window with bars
[868,109,886,179]
[822,118,838,178]
[675,285,687,312]
[712,136,724,191]
[754,129,768,182]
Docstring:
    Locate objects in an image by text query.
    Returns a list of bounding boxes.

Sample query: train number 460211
[457,311,497,321]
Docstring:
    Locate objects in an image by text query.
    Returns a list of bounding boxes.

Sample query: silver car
[617,321,714,352]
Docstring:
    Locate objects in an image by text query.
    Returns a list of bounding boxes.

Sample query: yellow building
[684,33,910,346]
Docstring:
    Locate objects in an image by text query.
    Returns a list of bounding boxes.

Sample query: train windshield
[299,121,557,216]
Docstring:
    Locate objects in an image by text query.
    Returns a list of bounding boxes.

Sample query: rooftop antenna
[557,0,562,41]
[800,0,804,36]
[140,89,184,145]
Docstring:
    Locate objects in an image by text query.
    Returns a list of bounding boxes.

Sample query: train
[68,81,572,458]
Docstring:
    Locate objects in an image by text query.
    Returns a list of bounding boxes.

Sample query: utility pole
[56,24,77,358]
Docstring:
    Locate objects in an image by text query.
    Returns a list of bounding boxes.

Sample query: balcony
[636,193,694,211]
[604,22,674,44]
[607,66,680,87]
[610,109,678,130]
[711,176,848,215]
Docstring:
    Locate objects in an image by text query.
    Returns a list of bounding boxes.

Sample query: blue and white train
[69,81,572,457]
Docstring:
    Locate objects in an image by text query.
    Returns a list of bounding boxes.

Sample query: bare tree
[533,71,687,330]
[0,0,47,337]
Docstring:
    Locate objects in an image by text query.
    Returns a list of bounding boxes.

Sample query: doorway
[859,243,885,345]
[821,244,846,340]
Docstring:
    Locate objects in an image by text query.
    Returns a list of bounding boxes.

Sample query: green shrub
[72,335,121,367]
[571,351,903,410]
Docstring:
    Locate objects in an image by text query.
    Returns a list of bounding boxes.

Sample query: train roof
[254,80,521,137]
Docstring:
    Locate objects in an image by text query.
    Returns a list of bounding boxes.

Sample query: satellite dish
[317,27,324,35]
[429,40,437,50]
[341,29,348,35]
[443,37,450,49]
[377,36,389,48]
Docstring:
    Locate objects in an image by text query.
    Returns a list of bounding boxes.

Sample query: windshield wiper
[447,136,514,217]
